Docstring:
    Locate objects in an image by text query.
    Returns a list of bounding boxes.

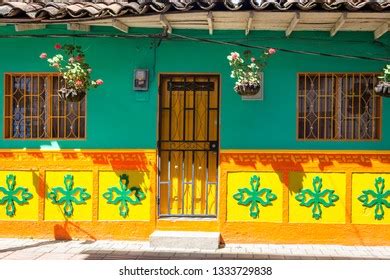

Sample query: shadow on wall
[80,152,151,171]
[113,170,151,196]
[0,150,153,171]
[0,150,154,196]
[221,152,378,194]
[54,222,96,241]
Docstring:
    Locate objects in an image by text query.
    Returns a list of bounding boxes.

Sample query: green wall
[0,25,389,150]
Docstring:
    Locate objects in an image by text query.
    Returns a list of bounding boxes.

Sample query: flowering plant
[374,64,390,97]
[40,44,103,101]
[227,48,276,95]
[378,64,390,83]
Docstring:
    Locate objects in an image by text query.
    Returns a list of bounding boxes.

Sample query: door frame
[156,73,221,219]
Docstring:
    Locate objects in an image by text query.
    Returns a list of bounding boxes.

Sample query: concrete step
[149,230,221,250]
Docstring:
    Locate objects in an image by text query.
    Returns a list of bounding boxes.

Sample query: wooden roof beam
[67,23,90,32]
[285,12,300,37]
[374,23,388,40]
[245,11,254,36]
[160,14,172,34]
[330,12,347,37]
[15,24,46,32]
[207,11,213,35]
[112,19,129,33]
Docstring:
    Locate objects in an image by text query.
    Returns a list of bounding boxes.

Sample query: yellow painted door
[158,75,219,217]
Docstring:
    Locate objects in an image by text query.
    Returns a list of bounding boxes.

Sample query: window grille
[297,73,381,140]
[4,73,86,139]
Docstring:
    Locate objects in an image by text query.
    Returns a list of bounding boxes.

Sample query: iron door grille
[158,74,220,218]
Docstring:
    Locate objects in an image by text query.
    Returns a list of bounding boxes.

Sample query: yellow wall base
[1,150,390,245]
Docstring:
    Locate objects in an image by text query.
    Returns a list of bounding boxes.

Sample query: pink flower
[268,48,276,55]
[87,68,92,73]
[52,63,59,68]
[54,43,62,50]
[251,57,256,62]
[75,80,83,86]
[96,79,103,85]
[68,57,75,63]
[39,53,47,59]
[231,53,238,60]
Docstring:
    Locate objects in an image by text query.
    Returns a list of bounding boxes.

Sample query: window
[4,73,86,139]
[297,73,381,140]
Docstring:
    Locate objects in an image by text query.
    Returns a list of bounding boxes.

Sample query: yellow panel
[289,172,346,224]
[207,183,217,215]
[352,173,390,224]
[45,171,93,221]
[0,171,39,221]
[227,172,283,222]
[98,171,151,221]
[169,151,182,215]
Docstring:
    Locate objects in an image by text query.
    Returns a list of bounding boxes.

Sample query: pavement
[0,238,390,260]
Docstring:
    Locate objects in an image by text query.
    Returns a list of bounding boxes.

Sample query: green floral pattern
[103,174,146,218]
[0,174,33,217]
[295,176,339,220]
[358,177,390,220]
[47,174,91,217]
[233,175,277,219]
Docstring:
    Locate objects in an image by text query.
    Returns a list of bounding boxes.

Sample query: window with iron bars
[4,73,86,139]
[297,73,381,140]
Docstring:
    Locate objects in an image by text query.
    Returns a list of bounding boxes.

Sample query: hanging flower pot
[58,87,87,102]
[234,83,261,96]
[375,65,390,98]
[40,44,103,102]
[227,48,275,97]
[374,81,390,97]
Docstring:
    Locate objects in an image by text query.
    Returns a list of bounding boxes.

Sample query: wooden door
[158,74,219,217]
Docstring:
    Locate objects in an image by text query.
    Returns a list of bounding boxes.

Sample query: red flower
[268,48,276,55]
[76,55,82,61]
[54,43,62,50]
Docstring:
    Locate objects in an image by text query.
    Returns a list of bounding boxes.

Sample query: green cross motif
[0,174,33,217]
[102,174,146,218]
[358,177,390,220]
[47,174,91,217]
[232,175,277,219]
[295,176,339,220]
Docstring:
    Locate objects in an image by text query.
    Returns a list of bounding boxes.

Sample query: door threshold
[158,216,217,222]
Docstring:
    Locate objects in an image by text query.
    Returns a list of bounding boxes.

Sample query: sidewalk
[1,238,390,260]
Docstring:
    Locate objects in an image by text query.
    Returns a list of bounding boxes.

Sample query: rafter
[330,12,347,37]
[285,12,300,37]
[245,11,254,36]
[160,14,172,34]
[67,23,90,32]
[374,23,388,40]
[207,11,213,35]
[112,19,129,33]
[15,24,46,32]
